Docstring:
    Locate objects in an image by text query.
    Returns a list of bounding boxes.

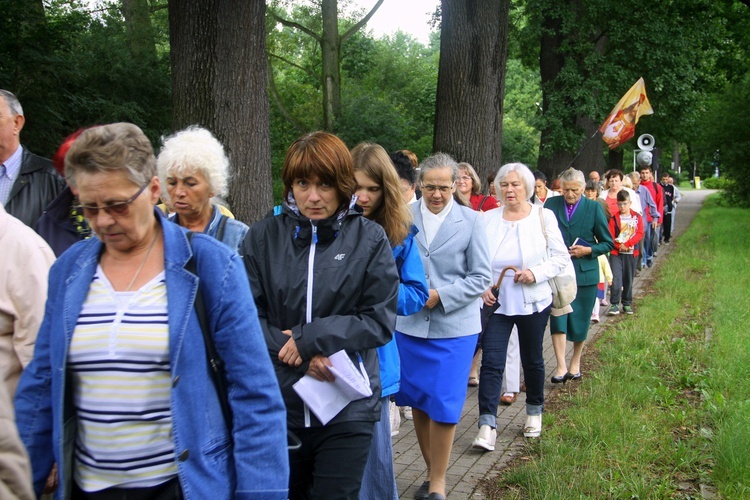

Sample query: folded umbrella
[480,266,518,331]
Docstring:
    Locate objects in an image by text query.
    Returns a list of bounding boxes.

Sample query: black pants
[662,212,673,242]
[72,477,182,500]
[289,421,375,500]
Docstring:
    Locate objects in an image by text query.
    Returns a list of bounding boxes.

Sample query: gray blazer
[396,201,491,339]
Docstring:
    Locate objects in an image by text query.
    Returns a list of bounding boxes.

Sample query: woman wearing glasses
[14,123,289,499]
[395,153,491,500]
[456,162,498,211]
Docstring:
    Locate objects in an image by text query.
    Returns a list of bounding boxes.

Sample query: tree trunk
[433,0,510,188]
[121,0,157,64]
[671,141,680,173]
[169,0,272,224]
[536,1,568,179]
[537,0,606,180]
[321,0,342,131]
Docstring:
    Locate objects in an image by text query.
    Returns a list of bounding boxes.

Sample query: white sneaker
[472,425,496,451]
[389,401,400,437]
[523,415,542,438]
[401,406,413,420]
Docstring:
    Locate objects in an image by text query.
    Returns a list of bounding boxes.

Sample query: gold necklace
[125,231,159,291]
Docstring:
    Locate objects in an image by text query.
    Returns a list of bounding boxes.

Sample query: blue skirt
[394,332,477,424]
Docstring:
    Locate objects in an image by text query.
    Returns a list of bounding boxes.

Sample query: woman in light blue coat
[352,143,428,500]
[14,123,288,499]
[394,153,492,500]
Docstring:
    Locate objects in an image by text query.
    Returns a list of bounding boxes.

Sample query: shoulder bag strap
[185,232,233,431]
[479,194,489,212]
[216,214,229,242]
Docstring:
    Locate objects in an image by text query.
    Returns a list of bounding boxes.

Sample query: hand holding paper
[293,350,373,425]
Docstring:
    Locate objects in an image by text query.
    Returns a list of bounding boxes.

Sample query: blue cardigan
[378,226,429,397]
[15,211,289,499]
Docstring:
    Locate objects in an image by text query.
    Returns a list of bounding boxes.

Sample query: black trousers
[289,421,375,500]
[72,477,182,500]
[662,212,673,242]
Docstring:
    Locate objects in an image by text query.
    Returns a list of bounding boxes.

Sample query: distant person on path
[659,172,675,244]
[391,150,418,205]
[669,176,681,233]
[532,170,560,205]
[157,126,249,252]
[0,89,65,228]
[600,169,642,220]
[627,171,658,271]
[457,162,498,211]
[589,170,603,190]
[394,153,491,500]
[473,162,569,449]
[351,142,428,500]
[546,168,614,384]
[607,190,644,316]
[638,165,663,264]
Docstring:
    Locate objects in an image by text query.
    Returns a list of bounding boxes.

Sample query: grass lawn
[486,194,750,498]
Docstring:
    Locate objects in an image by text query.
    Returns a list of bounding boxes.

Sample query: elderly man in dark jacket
[0,90,64,228]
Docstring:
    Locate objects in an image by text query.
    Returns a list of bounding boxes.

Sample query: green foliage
[695,74,750,206]
[519,0,729,161]
[502,58,541,165]
[0,0,171,157]
[700,176,732,190]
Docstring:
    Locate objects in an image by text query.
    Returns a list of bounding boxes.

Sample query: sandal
[468,376,479,387]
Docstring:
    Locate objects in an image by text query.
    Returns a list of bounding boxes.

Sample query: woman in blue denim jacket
[14,123,288,500]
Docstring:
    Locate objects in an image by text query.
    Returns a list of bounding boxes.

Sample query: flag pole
[565,130,601,170]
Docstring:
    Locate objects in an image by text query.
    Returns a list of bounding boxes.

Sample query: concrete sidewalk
[392,189,713,499]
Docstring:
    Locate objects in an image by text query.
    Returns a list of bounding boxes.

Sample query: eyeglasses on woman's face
[420,182,455,194]
[76,182,149,218]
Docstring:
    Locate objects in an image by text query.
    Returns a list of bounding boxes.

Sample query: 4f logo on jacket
[334,254,346,261]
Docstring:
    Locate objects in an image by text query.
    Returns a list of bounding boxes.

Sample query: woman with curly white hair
[157,126,248,251]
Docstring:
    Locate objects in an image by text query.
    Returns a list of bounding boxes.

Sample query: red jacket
[609,209,644,256]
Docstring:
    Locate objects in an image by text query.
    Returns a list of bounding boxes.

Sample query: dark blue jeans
[477,306,551,428]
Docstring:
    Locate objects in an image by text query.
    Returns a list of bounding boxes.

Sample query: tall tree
[169,0,272,223]
[271,0,384,131]
[525,0,725,177]
[432,0,511,185]
[121,0,157,64]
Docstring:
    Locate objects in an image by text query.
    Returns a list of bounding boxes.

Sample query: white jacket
[482,204,571,306]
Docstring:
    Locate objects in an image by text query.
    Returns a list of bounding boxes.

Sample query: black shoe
[427,494,446,500]
[551,374,566,384]
[565,372,582,382]
[415,481,430,500]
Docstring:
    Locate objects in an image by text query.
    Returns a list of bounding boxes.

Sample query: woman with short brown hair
[242,131,400,499]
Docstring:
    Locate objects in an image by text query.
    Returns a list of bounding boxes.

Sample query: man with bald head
[589,170,603,190]
[0,89,64,228]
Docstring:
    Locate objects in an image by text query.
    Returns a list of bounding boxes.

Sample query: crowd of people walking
[2,87,682,499]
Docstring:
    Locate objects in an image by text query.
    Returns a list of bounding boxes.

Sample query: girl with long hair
[351,142,429,500]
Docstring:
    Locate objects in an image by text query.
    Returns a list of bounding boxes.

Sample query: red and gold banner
[599,77,653,149]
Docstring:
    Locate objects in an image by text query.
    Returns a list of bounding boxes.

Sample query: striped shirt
[68,266,177,492]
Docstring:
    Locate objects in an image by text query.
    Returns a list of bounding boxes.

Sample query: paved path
[392,189,715,499]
